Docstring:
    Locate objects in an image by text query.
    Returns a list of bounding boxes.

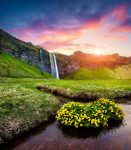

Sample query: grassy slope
[38,79,131,99]
[65,67,131,80]
[0,78,60,143]
[0,29,41,53]
[0,53,53,78]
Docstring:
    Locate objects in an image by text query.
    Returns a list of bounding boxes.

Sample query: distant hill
[65,66,131,80]
[72,51,131,68]
[56,51,131,78]
[0,53,53,78]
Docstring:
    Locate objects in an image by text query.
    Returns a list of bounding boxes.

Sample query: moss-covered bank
[0,78,61,144]
[0,78,131,144]
[37,79,131,100]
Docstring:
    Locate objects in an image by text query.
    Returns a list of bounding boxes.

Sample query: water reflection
[1,100,131,150]
[58,120,123,139]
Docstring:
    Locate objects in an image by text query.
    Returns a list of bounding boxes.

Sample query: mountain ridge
[0,29,51,74]
[56,50,131,77]
[0,29,131,78]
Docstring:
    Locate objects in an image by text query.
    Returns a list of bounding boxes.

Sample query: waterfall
[39,49,51,73]
[39,49,45,71]
[50,53,59,79]
[40,50,43,64]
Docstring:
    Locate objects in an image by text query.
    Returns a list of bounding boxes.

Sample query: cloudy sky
[0,0,131,56]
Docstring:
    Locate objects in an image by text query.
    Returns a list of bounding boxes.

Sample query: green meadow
[0,53,131,144]
[38,79,131,99]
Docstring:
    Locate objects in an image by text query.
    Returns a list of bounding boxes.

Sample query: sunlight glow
[93,50,103,55]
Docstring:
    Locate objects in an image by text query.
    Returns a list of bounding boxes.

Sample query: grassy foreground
[0,78,131,144]
[38,79,131,99]
[0,77,60,144]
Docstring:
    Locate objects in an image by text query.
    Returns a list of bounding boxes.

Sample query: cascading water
[50,53,59,79]
[39,50,51,73]
[40,50,43,65]
[39,49,46,71]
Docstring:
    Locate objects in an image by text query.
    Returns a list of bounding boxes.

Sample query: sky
[0,0,131,56]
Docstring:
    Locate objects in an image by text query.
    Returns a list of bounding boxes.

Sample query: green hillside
[0,29,42,53]
[0,53,53,78]
[65,66,131,80]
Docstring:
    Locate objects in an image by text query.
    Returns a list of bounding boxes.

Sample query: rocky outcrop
[56,53,80,77]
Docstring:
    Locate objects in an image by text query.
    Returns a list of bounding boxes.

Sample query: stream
[1,99,131,150]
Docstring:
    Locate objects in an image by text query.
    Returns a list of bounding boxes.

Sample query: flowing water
[50,53,59,79]
[2,100,131,150]
[39,50,51,73]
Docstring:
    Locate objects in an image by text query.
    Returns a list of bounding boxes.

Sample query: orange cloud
[40,19,101,49]
[109,25,131,33]
[82,19,101,31]
[25,18,101,49]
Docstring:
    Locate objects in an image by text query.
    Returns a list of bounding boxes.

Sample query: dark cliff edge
[55,53,80,77]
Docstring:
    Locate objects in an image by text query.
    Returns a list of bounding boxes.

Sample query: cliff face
[0,29,51,74]
[56,53,80,77]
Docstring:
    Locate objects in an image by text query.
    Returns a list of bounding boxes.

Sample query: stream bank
[1,99,131,150]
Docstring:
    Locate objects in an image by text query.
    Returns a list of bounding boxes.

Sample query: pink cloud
[7,4,130,54]
[109,25,131,33]
[103,34,128,41]
[109,5,127,22]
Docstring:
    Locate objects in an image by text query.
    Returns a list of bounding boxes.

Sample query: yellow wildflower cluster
[56,99,125,128]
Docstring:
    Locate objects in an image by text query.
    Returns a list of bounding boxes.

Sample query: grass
[38,79,131,99]
[65,67,131,80]
[0,77,61,144]
[0,77,131,144]
[0,53,53,78]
